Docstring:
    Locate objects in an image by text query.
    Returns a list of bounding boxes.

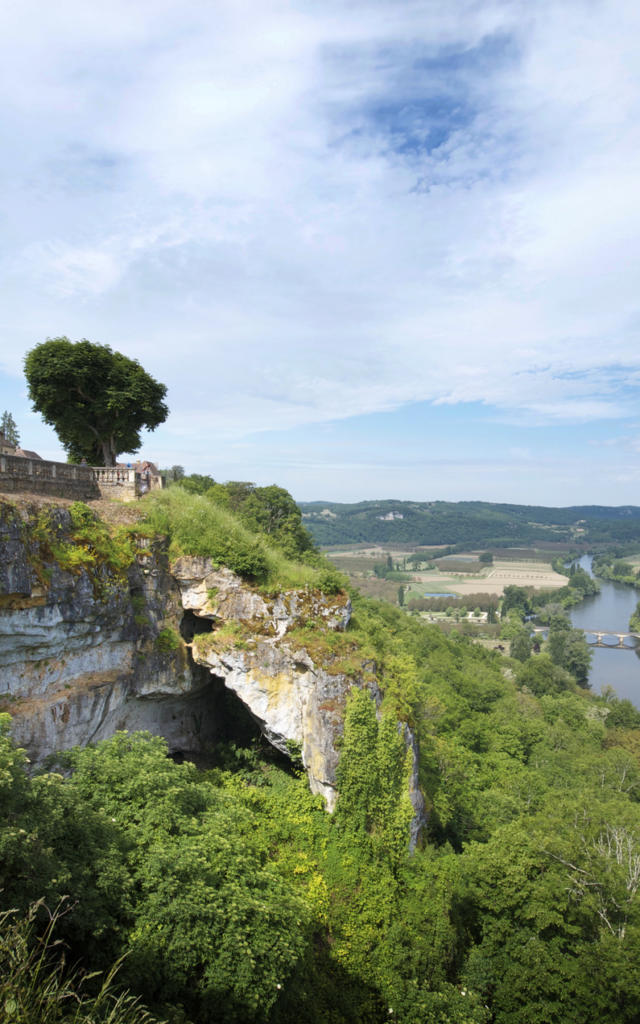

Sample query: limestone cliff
[173,558,364,809]
[0,501,220,759]
[0,500,425,838]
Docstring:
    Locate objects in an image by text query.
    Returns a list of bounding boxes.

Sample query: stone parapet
[0,453,100,500]
[0,454,164,502]
[93,466,139,502]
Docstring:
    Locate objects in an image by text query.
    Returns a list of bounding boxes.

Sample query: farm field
[326,547,568,599]
[405,560,567,597]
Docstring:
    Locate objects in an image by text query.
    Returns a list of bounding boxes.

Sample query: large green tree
[24,337,168,466]
[548,623,592,687]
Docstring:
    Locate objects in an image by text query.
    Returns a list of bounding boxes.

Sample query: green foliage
[24,337,168,466]
[499,611,528,640]
[155,627,182,652]
[548,623,592,687]
[516,654,575,696]
[0,410,19,447]
[68,500,96,529]
[312,566,345,595]
[0,715,132,963]
[30,504,135,582]
[142,487,344,593]
[185,480,317,560]
[236,484,315,559]
[604,697,640,730]
[174,473,216,495]
[66,733,313,1022]
[501,585,531,619]
[593,551,640,586]
[299,497,640,548]
[567,564,600,595]
[198,619,253,653]
[0,901,161,1024]
[510,629,532,663]
[407,592,499,615]
[4,528,640,1024]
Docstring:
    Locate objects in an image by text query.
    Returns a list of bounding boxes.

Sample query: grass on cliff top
[141,487,346,593]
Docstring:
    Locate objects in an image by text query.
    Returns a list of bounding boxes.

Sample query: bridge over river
[532,627,640,650]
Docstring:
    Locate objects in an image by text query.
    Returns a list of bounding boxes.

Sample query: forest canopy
[3,487,640,1023]
[3,585,640,1023]
[299,498,640,548]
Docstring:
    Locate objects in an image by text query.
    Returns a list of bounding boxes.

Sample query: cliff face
[172,558,362,809]
[0,501,425,837]
[0,502,216,759]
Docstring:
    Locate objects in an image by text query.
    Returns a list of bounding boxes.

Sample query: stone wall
[0,453,100,500]
[93,466,139,502]
[0,456,166,503]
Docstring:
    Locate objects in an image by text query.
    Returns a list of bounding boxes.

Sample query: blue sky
[1,0,640,505]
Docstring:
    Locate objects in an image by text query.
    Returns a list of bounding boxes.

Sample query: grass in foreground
[0,901,161,1024]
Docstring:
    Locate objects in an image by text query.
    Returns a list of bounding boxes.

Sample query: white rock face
[173,560,271,621]
[192,638,372,811]
[171,560,351,635]
[172,556,357,810]
[0,507,425,842]
[0,505,213,761]
[174,557,425,840]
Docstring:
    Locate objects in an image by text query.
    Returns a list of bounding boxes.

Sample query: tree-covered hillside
[299,499,640,548]
[3,485,640,1023]
[3,595,640,1024]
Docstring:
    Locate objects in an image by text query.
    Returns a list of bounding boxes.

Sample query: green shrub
[68,500,96,529]
[155,627,182,652]
[314,566,347,595]
[30,506,135,581]
[142,489,344,595]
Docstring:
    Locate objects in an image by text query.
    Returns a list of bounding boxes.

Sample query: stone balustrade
[0,455,163,502]
[92,466,139,501]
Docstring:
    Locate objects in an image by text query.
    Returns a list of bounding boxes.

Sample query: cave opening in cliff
[168,612,297,774]
[179,609,213,642]
[166,662,297,774]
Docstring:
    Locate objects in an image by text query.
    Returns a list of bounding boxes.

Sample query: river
[568,555,640,707]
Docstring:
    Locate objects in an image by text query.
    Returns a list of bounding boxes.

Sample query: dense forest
[298,499,640,548]
[3,484,640,1024]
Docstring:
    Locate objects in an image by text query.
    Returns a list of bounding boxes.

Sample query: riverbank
[569,555,640,707]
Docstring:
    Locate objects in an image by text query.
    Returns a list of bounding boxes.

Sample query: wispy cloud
[1,0,640,498]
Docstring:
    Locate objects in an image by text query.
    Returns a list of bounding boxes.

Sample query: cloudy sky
[1,0,639,505]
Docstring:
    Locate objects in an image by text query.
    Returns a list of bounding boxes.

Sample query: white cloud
[1,0,640,495]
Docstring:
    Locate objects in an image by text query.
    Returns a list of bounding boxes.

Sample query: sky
[1,0,640,506]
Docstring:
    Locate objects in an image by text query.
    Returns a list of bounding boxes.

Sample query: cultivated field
[327,547,568,599]
[407,560,567,597]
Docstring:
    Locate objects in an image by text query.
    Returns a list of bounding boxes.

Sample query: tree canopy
[24,337,168,466]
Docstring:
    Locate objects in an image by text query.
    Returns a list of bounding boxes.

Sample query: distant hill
[298,499,640,549]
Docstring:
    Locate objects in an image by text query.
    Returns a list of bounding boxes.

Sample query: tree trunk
[101,438,116,466]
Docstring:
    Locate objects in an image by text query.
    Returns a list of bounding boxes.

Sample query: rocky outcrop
[172,559,358,809]
[174,559,351,635]
[0,502,425,841]
[0,503,218,760]
[172,558,426,838]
